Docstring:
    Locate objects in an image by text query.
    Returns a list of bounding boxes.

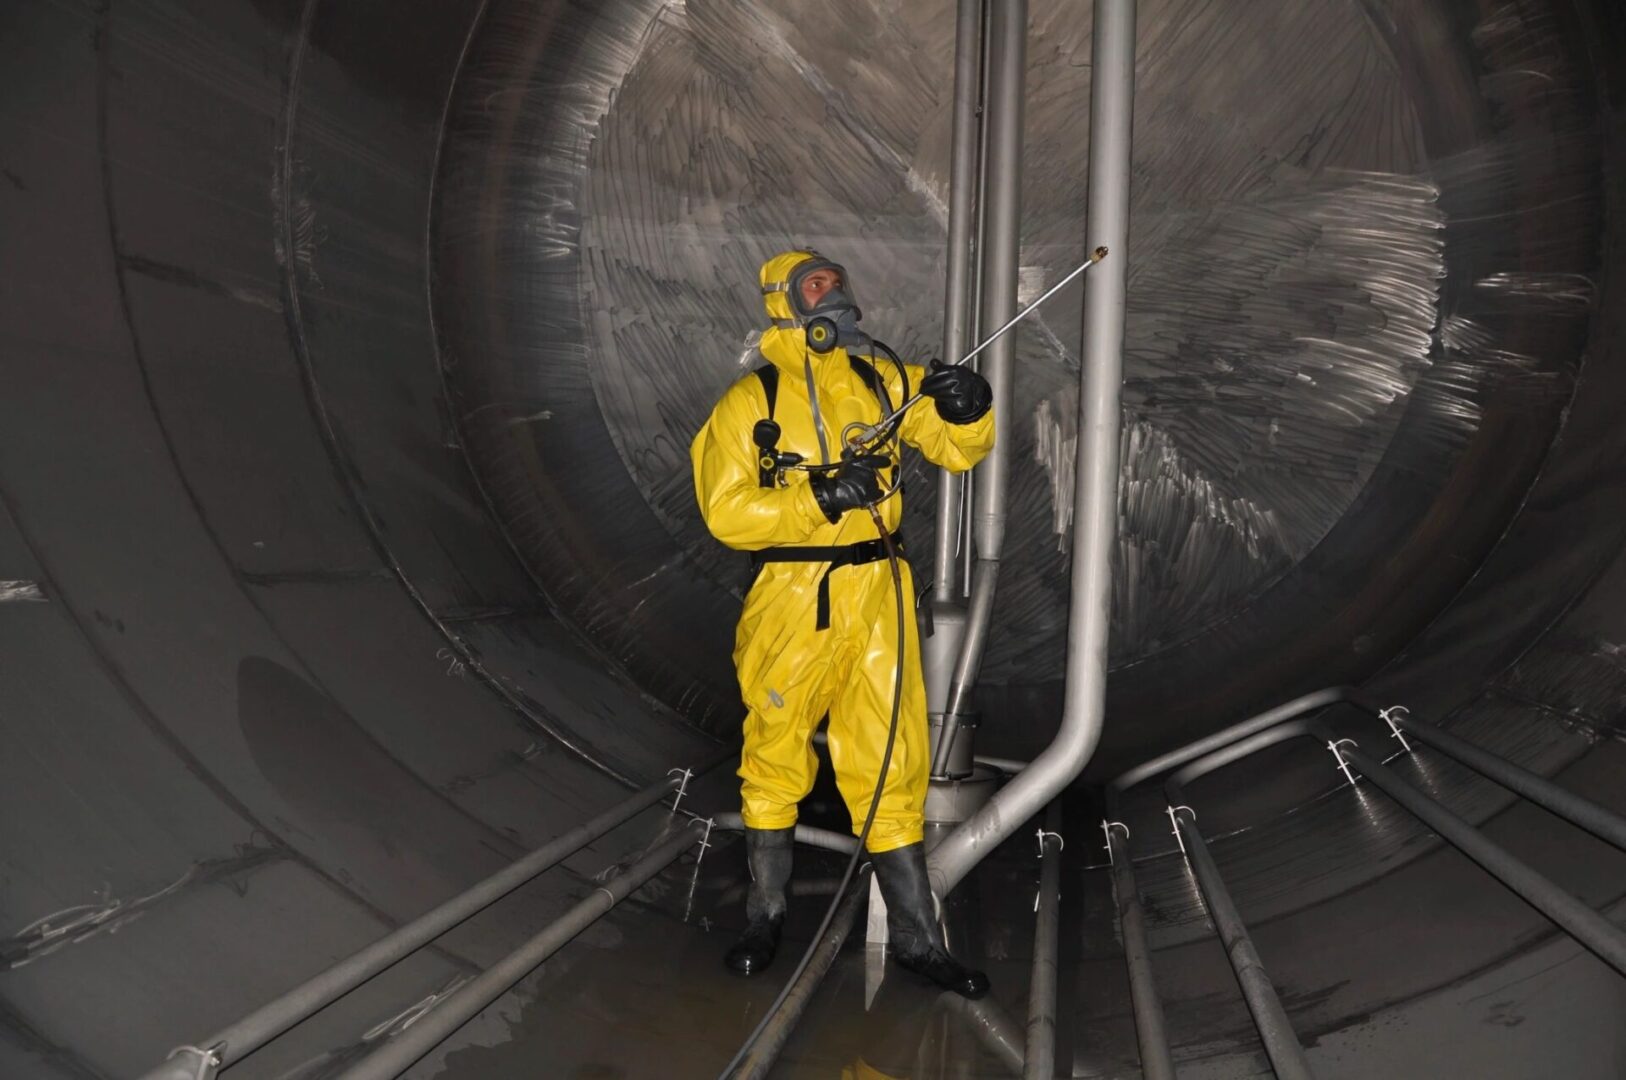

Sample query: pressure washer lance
[838,245,1110,454]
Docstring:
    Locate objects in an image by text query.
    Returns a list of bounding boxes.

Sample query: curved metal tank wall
[1,1,1622,1077]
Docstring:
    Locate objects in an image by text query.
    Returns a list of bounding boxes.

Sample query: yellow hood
[759,249,817,326]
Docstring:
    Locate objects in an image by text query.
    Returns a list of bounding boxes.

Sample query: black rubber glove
[808,454,889,523]
[918,359,992,424]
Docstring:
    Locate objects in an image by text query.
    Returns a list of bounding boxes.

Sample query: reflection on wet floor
[428,792,1123,1080]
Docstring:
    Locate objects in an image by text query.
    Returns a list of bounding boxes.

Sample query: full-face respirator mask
[781,255,870,354]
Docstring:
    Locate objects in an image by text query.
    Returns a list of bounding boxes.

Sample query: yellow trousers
[734,556,928,854]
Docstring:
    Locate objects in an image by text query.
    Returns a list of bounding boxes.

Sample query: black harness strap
[748,354,905,630]
[750,533,904,630]
[755,362,780,419]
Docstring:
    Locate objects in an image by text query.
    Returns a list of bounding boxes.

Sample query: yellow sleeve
[691,379,830,551]
[895,363,996,473]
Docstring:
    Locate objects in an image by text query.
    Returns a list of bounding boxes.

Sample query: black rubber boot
[724,826,793,976]
[870,843,990,1000]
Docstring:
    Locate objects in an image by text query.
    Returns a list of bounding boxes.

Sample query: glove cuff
[937,397,992,425]
[808,476,844,523]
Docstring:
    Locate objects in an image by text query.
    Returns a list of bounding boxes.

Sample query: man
[690,250,995,998]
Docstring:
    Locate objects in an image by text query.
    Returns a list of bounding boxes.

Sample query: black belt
[749,533,904,630]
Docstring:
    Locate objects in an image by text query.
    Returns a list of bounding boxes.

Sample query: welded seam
[273,0,642,789]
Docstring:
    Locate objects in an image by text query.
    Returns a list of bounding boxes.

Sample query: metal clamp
[1379,705,1413,752]
[1033,827,1066,911]
[1100,820,1129,865]
[683,818,717,923]
[1165,805,1196,856]
[667,767,694,815]
[163,1044,223,1080]
[1327,738,1360,786]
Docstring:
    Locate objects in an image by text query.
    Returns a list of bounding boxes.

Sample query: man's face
[798,267,843,313]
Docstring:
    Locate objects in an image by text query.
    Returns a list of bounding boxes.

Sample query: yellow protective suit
[690,251,995,853]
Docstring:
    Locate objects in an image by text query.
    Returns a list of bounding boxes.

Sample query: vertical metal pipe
[1023,803,1064,1079]
[336,822,704,1080]
[968,0,1025,563]
[931,0,1134,895]
[1339,742,1626,978]
[1104,820,1177,1080]
[1392,715,1626,853]
[1166,792,1315,1080]
[941,0,1025,725]
[933,0,985,604]
[961,468,976,597]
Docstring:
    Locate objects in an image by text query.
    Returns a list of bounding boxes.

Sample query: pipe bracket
[1165,805,1196,856]
[1379,706,1413,752]
[163,1044,222,1080]
[1327,739,1360,786]
[1100,820,1129,864]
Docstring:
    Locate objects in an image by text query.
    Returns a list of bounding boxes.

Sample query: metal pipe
[976,754,1028,774]
[1334,739,1626,979]
[1111,687,1350,793]
[931,0,1135,897]
[1103,815,1177,1080]
[725,870,870,1079]
[712,812,860,855]
[138,773,683,1080]
[939,0,1026,736]
[1165,782,1315,1080]
[967,0,1024,561]
[941,555,999,739]
[933,0,985,605]
[1171,720,1318,788]
[940,992,1027,1075]
[962,467,975,598]
[337,820,706,1080]
[1391,713,1626,854]
[1023,803,1064,1079]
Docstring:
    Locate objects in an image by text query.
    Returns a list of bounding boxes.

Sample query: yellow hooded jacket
[689,251,995,852]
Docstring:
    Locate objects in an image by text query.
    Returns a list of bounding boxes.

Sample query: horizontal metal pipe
[726,869,870,1079]
[1336,739,1626,979]
[1111,687,1350,793]
[1104,824,1177,1080]
[338,820,706,1080]
[712,812,859,854]
[975,754,1029,774]
[1166,784,1315,1080]
[1393,714,1626,853]
[138,773,682,1079]
[1171,720,1319,789]
[1024,803,1065,1079]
